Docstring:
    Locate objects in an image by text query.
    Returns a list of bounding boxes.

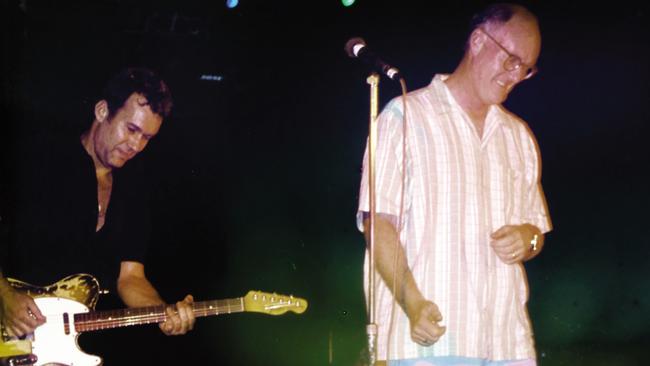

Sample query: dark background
[1,0,648,365]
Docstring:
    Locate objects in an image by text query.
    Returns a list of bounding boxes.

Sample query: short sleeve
[357,97,409,232]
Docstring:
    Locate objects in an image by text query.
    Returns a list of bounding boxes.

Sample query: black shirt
[2,131,149,294]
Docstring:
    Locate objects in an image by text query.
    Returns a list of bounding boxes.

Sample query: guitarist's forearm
[117,261,166,307]
[363,215,428,318]
[117,275,165,308]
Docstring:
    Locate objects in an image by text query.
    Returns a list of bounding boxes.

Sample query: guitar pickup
[63,313,70,335]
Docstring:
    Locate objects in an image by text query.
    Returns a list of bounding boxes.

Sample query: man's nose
[508,66,527,82]
[127,134,145,152]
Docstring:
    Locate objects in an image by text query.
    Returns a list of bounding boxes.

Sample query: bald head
[467,3,540,51]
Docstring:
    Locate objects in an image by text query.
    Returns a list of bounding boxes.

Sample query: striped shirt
[357,74,551,361]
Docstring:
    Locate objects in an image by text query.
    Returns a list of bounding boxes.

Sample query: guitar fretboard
[73,298,244,332]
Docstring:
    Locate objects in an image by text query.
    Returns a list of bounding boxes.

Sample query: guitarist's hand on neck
[160,295,195,336]
[0,273,46,337]
[117,262,196,336]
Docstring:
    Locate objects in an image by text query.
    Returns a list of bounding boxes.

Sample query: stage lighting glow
[226,0,239,9]
[341,0,355,7]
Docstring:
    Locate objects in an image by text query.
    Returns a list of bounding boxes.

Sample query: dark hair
[102,67,173,119]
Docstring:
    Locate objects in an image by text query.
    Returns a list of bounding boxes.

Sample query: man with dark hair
[102,67,173,121]
[357,3,551,366]
[0,67,195,348]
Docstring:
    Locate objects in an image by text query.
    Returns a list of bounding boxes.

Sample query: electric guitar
[0,274,308,366]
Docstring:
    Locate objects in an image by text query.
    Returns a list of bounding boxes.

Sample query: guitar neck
[74,298,244,332]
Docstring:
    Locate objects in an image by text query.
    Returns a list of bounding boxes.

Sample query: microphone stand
[365,72,380,366]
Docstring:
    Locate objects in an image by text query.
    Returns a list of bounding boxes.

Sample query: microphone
[345,37,401,81]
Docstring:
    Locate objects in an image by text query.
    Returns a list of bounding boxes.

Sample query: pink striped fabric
[357,74,551,361]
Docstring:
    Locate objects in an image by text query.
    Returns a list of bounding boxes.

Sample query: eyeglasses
[479,27,538,80]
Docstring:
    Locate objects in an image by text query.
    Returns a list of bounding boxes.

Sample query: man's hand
[159,294,195,336]
[406,299,446,347]
[118,261,196,336]
[490,224,541,264]
[0,287,46,337]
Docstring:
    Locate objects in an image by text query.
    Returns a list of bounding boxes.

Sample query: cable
[384,76,409,363]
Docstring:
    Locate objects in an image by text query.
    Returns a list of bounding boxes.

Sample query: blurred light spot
[341,0,355,7]
[200,74,224,82]
[226,0,239,9]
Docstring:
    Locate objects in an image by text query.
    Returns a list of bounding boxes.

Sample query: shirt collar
[430,74,509,141]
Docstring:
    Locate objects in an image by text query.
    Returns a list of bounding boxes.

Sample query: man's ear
[469,28,486,55]
[95,100,109,122]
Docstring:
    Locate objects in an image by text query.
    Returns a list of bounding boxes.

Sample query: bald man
[357,4,551,365]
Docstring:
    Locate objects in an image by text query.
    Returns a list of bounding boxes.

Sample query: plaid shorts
[389,356,536,366]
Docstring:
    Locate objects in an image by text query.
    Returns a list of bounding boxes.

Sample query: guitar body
[6,274,101,310]
[1,274,102,366]
[31,297,102,366]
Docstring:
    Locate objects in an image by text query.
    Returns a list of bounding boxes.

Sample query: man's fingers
[434,325,446,338]
[14,311,40,333]
[159,321,172,334]
[162,306,179,334]
[409,300,446,346]
[178,296,196,331]
[491,225,514,239]
[491,235,518,250]
[27,303,46,321]
[5,325,20,338]
[414,319,445,341]
[411,330,433,346]
[159,297,196,336]
[176,303,190,333]
[412,324,446,346]
[411,326,429,341]
[8,321,31,338]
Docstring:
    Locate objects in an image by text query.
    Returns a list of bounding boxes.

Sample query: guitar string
[74,302,246,330]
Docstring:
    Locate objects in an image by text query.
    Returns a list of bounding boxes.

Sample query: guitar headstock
[243,291,308,315]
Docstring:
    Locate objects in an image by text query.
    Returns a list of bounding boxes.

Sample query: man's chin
[109,157,129,169]
[490,90,509,105]
[480,88,508,107]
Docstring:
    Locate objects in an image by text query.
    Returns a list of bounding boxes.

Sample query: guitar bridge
[5,353,38,366]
